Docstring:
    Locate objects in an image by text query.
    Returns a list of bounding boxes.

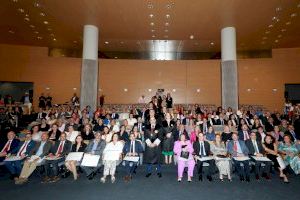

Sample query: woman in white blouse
[65,125,79,143]
[101,133,124,183]
[31,125,42,142]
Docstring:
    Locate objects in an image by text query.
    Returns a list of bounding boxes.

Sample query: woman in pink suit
[173,134,195,182]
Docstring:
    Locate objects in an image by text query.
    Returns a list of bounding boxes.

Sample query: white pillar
[221,27,238,110]
[80,25,99,111]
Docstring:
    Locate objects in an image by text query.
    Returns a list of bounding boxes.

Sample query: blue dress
[278,142,300,174]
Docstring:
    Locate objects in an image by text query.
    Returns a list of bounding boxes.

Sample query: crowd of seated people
[0,92,300,186]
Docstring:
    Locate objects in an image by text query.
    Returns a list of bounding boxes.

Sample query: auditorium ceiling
[1,0,300,57]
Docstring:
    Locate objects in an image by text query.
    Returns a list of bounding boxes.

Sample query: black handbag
[180,151,189,159]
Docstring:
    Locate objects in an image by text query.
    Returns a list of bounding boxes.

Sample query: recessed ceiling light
[164,29,168,32]
[165,22,169,26]
[37,36,43,40]
[247,88,251,92]
[34,31,39,34]
[73,40,78,43]
[261,41,266,44]
[53,38,56,41]
[120,41,124,44]
[43,21,49,24]
[272,88,278,92]
[265,31,270,34]
[149,14,154,18]
[29,24,35,28]
[291,13,297,17]
[8,30,15,34]
[277,34,282,38]
[114,56,118,59]
[150,22,155,26]
[166,4,172,9]
[124,88,128,92]
[166,14,170,18]
[286,21,291,25]
[18,8,24,13]
[12,0,18,2]
[24,17,30,21]
[148,89,152,92]
[50,33,55,37]
[172,89,176,92]
[164,35,168,38]
[147,3,154,9]
[47,28,52,31]
[268,24,273,28]
[152,35,155,38]
[196,89,201,93]
[25,14,29,17]
[189,35,194,39]
[274,39,279,43]
[34,2,41,7]
[275,7,282,12]
[40,12,46,17]
[262,36,268,40]
[104,41,109,44]
[151,29,155,32]
[281,28,287,32]
[210,42,215,46]
[297,3,300,8]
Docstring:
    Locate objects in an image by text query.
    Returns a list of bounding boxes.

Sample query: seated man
[246,131,271,180]
[123,132,143,182]
[0,131,20,163]
[43,132,71,183]
[193,133,215,181]
[15,132,52,184]
[81,132,106,180]
[4,133,35,179]
[227,132,251,182]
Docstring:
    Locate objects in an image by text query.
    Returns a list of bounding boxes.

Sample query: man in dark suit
[227,132,251,182]
[15,132,52,184]
[0,131,20,162]
[238,124,251,141]
[174,124,188,142]
[111,108,119,120]
[81,132,106,180]
[215,113,227,125]
[246,132,271,180]
[123,132,144,182]
[284,125,298,142]
[193,133,215,181]
[4,133,35,179]
[43,132,71,183]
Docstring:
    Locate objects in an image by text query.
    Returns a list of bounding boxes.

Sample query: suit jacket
[227,140,249,155]
[0,139,20,154]
[85,139,106,155]
[215,118,227,125]
[50,140,72,156]
[284,130,298,142]
[245,139,265,156]
[123,140,143,154]
[111,113,119,119]
[238,130,250,141]
[29,140,52,158]
[193,141,211,156]
[16,140,36,156]
[71,143,87,152]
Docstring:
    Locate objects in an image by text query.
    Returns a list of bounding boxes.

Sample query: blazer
[245,139,265,156]
[123,140,143,154]
[29,140,52,158]
[85,139,106,155]
[0,139,20,154]
[16,140,36,156]
[71,143,87,152]
[238,130,251,141]
[284,130,299,142]
[50,140,72,156]
[193,140,211,156]
[111,113,119,119]
[227,140,249,155]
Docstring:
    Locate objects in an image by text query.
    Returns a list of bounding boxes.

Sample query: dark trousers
[146,163,161,174]
[253,160,271,176]
[125,161,138,176]
[82,166,100,176]
[197,160,215,176]
[4,160,23,175]
[233,159,250,178]
[44,157,65,177]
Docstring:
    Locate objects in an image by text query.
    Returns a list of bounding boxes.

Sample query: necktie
[291,131,296,140]
[254,141,259,154]
[1,140,12,153]
[200,142,203,156]
[244,131,249,140]
[233,141,238,153]
[18,141,28,156]
[56,141,64,155]
[130,142,133,153]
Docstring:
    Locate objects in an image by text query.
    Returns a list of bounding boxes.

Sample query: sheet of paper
[154,138,161,146]
[197,156,214,162]
[80,154,100,167]
[251,156,271,162]
[276,156,286,169]
[4,156,22,161]
[103,150,121,161]
[233,156,250,161]
[123,156,139,162]
[66,152,84,161]
[44,156,62,161]
[214,156,231,161]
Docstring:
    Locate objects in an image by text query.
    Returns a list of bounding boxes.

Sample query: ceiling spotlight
[286,21,291,25]
[124,88,128,92]
[8,30,15,34]
[47,28,52,31]
[104,41,109,44]
[37,36,43,40]
[149,14,154,18]
[73,40,78,43]
[277,34,282,38]
[34,2,41,7]
[291,13,297,17]
[274,39,279,43]
[164,29,168,32]
[189,35,194,39]
[43,21,49,24]
[210,42,215,46]
[272,16,278,21]
[29,24,35,28]
[40,12,46,17]
[73,87,77,90]
[147,3,154,9]
[196,89,201,93]
[50,33,55,37]
[34,31,39,34]
[166,4,172,9]
[275,7,282,12]
[247,88,251,92]
[262,36,268,40]
[25,14,29,17]
[265,31,270,34]
[261,41,266,44]
[165,22,169,26]
[18,8,25,13]
[114,56,118,59]
[148,89,152,92]
[281,28,287,32]
[24,17,30,21]
[272,88,278,92]
[152,35,155,38]
[166,14,170,18]
[151,29,155,32]
[53,38,56,41]
[150,22,155,26]
[172,89,176,92]
[268,24,273,28]
[164,35,168,38]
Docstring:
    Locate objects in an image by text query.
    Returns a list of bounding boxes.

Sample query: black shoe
[146,173,152,178]
[9,174,16,180]
[255,175,260,180]
[157,173,162,178]
[198,175,203,181]
[246,176,250,182]
[240,176,244,181]
[207,176,213,182]
[87,172,95,180]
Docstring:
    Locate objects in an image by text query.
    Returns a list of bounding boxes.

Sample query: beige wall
[0,44,299,111]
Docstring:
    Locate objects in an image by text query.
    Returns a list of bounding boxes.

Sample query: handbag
[180,151,189,159]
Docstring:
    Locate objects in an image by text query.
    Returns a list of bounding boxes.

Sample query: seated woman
[221,125,233,144]
[65,125,79,143]
[48,123,61,142]
[210,133,231,181]
[278,135,300,175]
[173,134,195,182]
[101,133,124,183]
[81,124,94,142]
[65,135,87,180]
[263,135,289,183]
[205,126,216,142]
[31,125,42,142]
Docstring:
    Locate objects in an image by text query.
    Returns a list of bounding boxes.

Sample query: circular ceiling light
[286,21,291,25]
[291,13,297,17]
[104,41,109,44]
[166,14,170,18]
[37,36,43,40]
[29,24,35,28]
[24,17,30,21]
[149,14,154,18]
[18,8,25,13]
[40,12,46,17]
[43,21,49,24]
[8,30,15,34]
[210,42,215,45]
[189,35,194,39]
[165,22,169,26]
[151,29,155,32]
[150,22,155,26]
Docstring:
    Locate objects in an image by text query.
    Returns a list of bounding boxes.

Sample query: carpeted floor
[0,165,299,200]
